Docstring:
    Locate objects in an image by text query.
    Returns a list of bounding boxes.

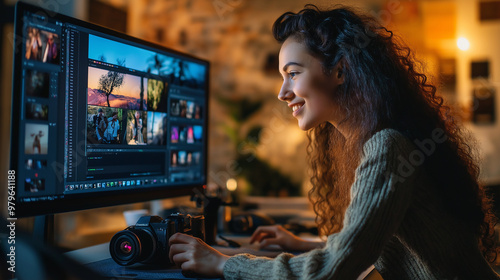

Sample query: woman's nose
[278,82,294,102]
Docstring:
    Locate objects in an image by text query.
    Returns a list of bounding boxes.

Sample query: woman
[169,5,500,279]
[132,111,145,144]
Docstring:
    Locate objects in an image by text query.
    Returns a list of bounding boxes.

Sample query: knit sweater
[223,129,500,280]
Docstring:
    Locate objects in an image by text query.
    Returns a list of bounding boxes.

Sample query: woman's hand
[249,225,325,251]
[169,233,229,277]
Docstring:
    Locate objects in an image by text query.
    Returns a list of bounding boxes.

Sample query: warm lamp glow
[457,37,470,51]
[226,178,237,191]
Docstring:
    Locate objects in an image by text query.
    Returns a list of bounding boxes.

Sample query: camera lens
[110,229,156,266]
[119,241,133,254]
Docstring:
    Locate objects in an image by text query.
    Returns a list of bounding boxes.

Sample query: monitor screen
[10,2,209,217]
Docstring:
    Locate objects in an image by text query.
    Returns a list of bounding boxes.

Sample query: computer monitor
[10,2,209,218]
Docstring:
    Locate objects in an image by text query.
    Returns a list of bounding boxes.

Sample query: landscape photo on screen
[87,66,147,110]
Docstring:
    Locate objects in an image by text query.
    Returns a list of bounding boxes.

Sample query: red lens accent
[120,241,132,254]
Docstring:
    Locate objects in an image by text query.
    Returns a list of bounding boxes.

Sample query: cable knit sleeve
[223,129,420,280]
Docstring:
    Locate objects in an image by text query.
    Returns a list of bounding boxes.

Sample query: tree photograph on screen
[87,66,147,110]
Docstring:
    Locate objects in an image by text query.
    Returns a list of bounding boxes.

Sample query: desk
[64,235,285,280]
[65,235,377,280]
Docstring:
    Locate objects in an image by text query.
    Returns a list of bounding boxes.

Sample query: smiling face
[278,37,345,132]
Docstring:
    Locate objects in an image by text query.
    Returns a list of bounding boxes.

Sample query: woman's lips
[291,103,304,117]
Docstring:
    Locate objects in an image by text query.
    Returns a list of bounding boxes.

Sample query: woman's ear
[334,60,345,85]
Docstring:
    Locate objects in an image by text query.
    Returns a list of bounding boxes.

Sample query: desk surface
[64,235,287,280]
[65,235,288,264]
[65,235,375,280]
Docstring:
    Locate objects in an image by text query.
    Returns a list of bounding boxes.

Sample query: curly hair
[273,5,498,262]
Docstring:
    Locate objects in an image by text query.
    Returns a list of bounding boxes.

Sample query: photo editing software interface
[15,9,208,204]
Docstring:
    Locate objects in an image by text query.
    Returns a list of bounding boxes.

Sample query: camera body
[110,213,205,266]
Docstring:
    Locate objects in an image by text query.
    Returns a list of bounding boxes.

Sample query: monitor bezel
[11,1,209,218]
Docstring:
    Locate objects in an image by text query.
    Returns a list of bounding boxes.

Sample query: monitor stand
[34,214,54,245]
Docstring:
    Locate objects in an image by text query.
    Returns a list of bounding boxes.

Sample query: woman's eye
[288,72,298,79]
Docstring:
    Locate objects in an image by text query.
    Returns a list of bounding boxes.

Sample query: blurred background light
[226,178,238,191]
[457,37,470,51]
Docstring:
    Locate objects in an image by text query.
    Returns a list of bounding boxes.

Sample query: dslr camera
[109,213,205,266]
